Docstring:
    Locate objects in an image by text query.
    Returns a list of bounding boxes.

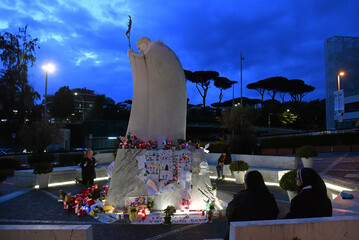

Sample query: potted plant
[229,160,249,184]
[147,197,154,212]
[0,172,7,195]
[279,169,299,201]
[162,205,176,225]
[296,145,318,168]
[33,162,53,189]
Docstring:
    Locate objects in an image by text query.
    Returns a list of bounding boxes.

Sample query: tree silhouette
[247,80,266,103]
[0,26,40,124]
[184,70,219,107]
[50,86,75,121]
[288,79,315,101]
[91,95,116,120]
[18,120,63,154]
[214,76,237,103]
[262,76,288,100]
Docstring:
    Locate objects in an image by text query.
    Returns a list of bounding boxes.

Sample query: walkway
[0,152,358,239]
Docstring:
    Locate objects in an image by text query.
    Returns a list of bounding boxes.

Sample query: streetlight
[42,62,55,119]
[337,71,345,91]
[240,52,245,105]
[335,71,345,126]
[268,113,273,128]
[74,92,85,121]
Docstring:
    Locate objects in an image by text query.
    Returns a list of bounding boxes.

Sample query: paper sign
[136,155,146,169]
[106,161,114,176]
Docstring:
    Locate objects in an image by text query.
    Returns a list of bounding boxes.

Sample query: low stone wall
[206,153,297,183]
[14,165,108,188]
[206,153,297,169]
[14,152,115,188]
[93,152,115,164]
[229,216,359,240]
[0,225,93,240]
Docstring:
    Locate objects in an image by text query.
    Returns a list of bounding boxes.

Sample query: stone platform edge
[0,225,93,240]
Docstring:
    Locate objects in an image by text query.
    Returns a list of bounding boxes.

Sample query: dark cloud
[1,0,358,105]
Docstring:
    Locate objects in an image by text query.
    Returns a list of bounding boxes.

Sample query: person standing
[223,148,232,178]
[216,153,225,180]
[77,149,98,185]
[285,168,332,219]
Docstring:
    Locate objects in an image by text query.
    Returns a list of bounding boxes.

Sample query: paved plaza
[0,152,358,239]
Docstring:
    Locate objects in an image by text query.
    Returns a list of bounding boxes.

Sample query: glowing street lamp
[335,71,345,125]
[42,62,55,119]
[337,72,345,91]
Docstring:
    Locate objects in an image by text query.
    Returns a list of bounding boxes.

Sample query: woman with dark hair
[225,170,279,239]
[285,168,332,219]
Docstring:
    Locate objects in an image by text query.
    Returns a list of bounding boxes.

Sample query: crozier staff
[126,15,132,49]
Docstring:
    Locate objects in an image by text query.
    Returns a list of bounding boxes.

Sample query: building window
[345,101,359,113]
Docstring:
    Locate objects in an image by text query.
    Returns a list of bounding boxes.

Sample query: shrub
[207,142,229,153]
[0,172,7,182]
[0,157,22,170]
[260,132,359,149]
[28,153,54,166]
[229,160,249,172]
[296,145,318,158]
[230,134,260,154]
[58,152,84,166]
[33,162,53,174]
[279,169,299,192]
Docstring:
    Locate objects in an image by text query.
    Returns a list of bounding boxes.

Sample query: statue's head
[136,37,151,53]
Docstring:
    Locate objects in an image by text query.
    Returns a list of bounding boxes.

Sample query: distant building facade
[71,88,97,119]
[46,87,98,121]
[325,36,359,129]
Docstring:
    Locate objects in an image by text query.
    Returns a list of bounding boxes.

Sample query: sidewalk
[0,152,358,240]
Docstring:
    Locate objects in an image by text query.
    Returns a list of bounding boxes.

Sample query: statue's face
[137,41,148,53]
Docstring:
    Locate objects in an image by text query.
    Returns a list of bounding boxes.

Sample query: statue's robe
[127,40,187,142]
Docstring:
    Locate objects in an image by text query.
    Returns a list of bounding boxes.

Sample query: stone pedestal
[105,148,213,211]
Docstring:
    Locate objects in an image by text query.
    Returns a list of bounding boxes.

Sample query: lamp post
[335,71,345,126]
[240,52,244,105]
[232,82,237,107]
[74,92,85,121]
[268,113,273,128]
[42,62,55,119]
[337,71,345,91]
[232,82,234,107]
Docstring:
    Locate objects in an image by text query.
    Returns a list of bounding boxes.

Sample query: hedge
[28,153,55,166]
[0,157,22,170]
[58,152,84,166]
[0,172,7,182]
[207,142,229,153]
[260,132,359,149]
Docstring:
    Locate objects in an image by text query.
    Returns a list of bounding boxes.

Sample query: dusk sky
[1,0,358,106]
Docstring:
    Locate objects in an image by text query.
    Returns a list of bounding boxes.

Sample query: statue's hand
[127,49,134,57]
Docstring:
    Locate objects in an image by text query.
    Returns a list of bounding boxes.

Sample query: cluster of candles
[119,140,158,149]
[62,184,108,217]
[119,140,199,150]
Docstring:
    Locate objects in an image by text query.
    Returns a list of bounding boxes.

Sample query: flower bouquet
[128,202,139,222]
[162,205,176,225]
[179,198,192,211]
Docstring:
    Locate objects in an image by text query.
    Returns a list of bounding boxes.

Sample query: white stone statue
[127,37,187,142]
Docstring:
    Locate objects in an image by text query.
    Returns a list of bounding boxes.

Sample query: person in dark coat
[76,149,98,185]
[224,148,232,165]
[225,170,279,240]
[285,168,332,219]
[216,153,225,180]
